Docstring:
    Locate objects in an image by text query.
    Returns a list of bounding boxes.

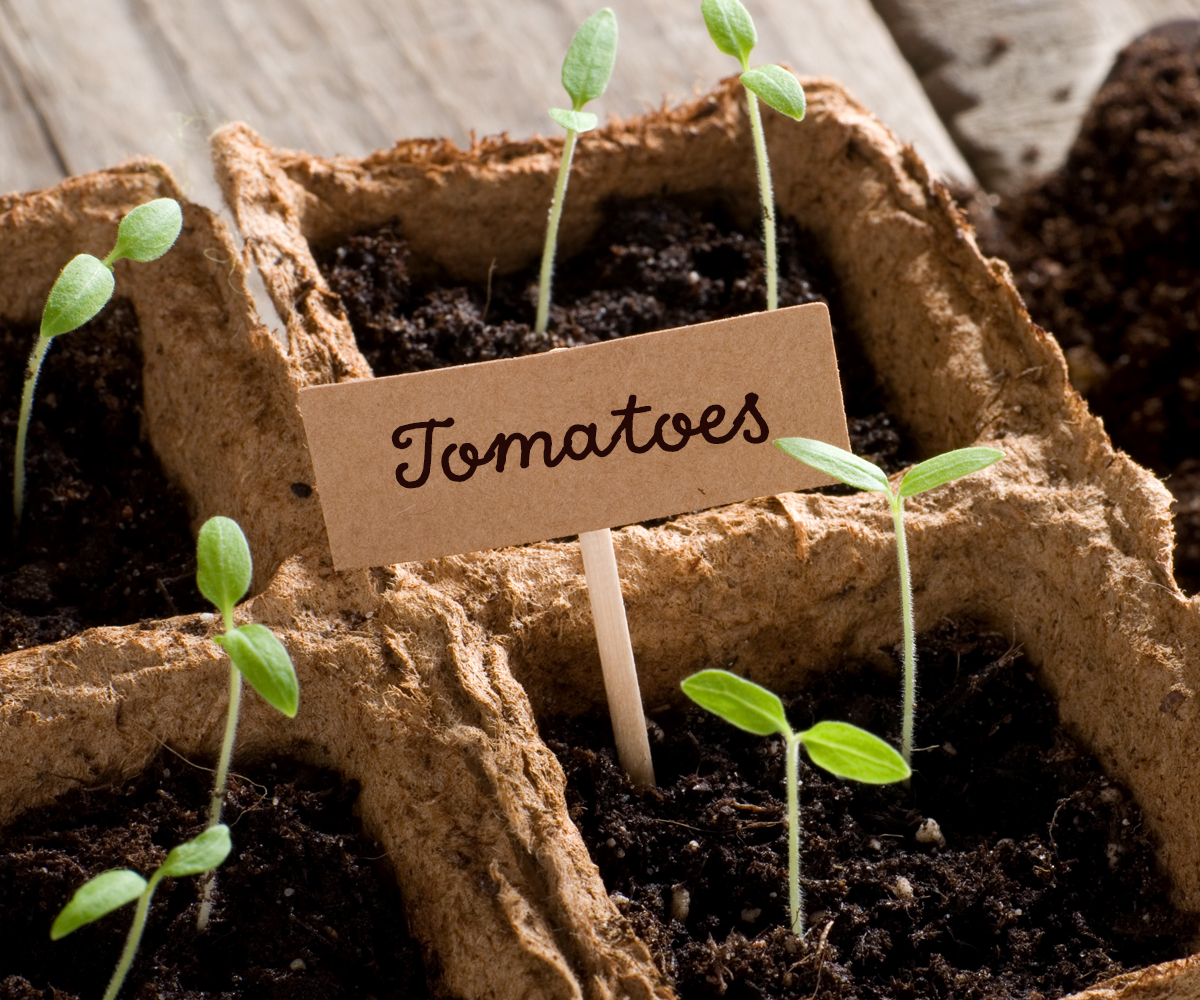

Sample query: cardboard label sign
[300,302,848,568]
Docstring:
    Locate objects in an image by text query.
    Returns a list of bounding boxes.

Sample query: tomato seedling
[12,198,182,533]
[51,824,231,1000]
[774,438,1004,765]
[701,0,806,312]
[535,7,618,334]
[193,515,298,928]
[682,668,908,938]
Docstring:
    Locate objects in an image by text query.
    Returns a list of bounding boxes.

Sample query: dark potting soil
[317,197,913,480]
[0,755,429,1000]
[976,22,1200,594]
[546,623,1196,1000]
[0,299,204,654]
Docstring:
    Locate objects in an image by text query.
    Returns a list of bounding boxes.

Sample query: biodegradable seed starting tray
[4,77,1200,999]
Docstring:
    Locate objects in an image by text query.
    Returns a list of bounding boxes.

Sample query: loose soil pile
[547,623,1195,1000]
[317,196,913,478]
[976,22,1200,593]
[0,299,204,653]
[0,756,429,1000]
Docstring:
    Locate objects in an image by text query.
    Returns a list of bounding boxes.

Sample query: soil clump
[0,755,430,1000]
[547,623,1195,1000]
[975,22,1200,593]
[0,299,204,654]
[317,197,913,479]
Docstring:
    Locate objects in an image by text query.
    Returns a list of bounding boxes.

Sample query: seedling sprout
[51,824,231,1000]
[773,439,1004,765]
[529,9,655,788]
[11,198,182,533]
[701,0,806,311]
[194,515,298,927]
[682,669,908,938]
[534,7,618,334]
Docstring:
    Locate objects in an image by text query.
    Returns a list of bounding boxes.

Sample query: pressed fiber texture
[0,163,665,1000]
[212,76,1200,998]
[1,76,1199,1000]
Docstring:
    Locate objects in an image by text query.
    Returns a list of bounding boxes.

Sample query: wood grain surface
[873,0,1200,193]
[0,0,971,209]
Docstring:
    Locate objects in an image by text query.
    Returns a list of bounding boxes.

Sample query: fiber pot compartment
[0,160,315,595]
[0,170,665,997]
[214,77,1200,995]
[0,558,666,999]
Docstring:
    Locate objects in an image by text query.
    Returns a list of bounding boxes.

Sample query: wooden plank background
[4,0,1198,206]
[0,0,972,212]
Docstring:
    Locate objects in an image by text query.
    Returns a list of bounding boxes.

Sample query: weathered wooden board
[0,0,218,201]
[873,0,1200,193]
[0,12,65,186]
[0,0,972,208]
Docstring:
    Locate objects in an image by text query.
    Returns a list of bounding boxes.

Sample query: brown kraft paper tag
[299,302,849,567]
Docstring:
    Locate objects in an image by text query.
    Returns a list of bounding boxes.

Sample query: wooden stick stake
[579,527,656,789]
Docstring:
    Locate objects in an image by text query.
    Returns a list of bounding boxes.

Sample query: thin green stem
[13,334,53,533]
[197,660,241,930]
[786,734,803,938]
[890,492,916,767]
[535,128,580,334]
[207,661,242,828]
[102,875,160,1000]
[743,85,778,312]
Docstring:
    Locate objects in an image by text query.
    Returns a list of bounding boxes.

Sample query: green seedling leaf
[196,516,252,618]
[51,869,147,940]
[215,624,299,717]
[799,721,911,784]
[774,437,890,493]
[40,254,116,339]
[561,7,618,109]
[702,0,757,67]
[741,65,806,121]
[159,824,232,878]
[682,669,790,736]
[898,447,1005,498]
[548,108,599,133]
[106,198,183,264]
